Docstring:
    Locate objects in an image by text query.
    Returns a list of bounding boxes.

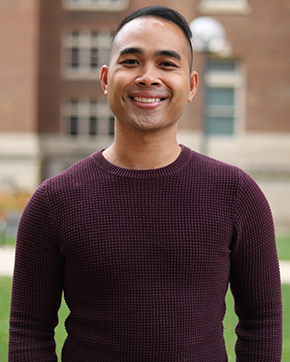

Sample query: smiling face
[100,16,198,135]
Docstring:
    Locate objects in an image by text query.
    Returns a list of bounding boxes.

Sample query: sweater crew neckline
[93,145,192,179]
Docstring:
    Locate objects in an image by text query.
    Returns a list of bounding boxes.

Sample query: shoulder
[183,145,266,203]
[26,150,106,209]
[184,145,244,183]
[42,150,103,190]
[185,148,273,235]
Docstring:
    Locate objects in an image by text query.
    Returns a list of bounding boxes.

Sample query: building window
[62,30,112,80]
[204,58,244,136]
[198,0,251,14]
[62,0,129,12]
[108,116,115,136]
[63,99,114,138]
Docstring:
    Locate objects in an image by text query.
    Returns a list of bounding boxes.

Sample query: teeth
[133,97,161,103]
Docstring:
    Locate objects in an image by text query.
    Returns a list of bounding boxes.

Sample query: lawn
[1,278,290,361]
[277,234,290,260]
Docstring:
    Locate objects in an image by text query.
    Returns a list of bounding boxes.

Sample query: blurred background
[0,0,290,229]
[0,1,290,360]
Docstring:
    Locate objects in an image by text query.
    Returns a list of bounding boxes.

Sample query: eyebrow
[119,47,144,57]
[155,50,181,61]
[119,47,182,61]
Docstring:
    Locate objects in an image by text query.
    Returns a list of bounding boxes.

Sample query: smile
[133,97,162,103]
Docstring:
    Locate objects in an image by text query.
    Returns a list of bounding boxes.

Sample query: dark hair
[110,6,193,69]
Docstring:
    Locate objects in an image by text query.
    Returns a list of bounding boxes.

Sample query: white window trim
[62,0,129,12]
[198,0,251,15]
[61,29,112,80]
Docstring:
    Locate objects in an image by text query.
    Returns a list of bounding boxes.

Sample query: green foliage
[0,193,31,218]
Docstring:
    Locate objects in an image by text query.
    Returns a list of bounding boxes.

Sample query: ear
[188,71,199,102]
[100,65,109,95]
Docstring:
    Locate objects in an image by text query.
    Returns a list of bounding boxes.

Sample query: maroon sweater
[9,145,282,361]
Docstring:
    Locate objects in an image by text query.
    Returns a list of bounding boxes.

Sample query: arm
[9,185,64,361]
[230,171,282,361]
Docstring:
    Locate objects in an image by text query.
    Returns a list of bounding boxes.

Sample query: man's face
[100,16,198,134]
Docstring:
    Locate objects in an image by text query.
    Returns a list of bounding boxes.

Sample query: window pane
[90,100,97,108]
[69,116,78,136]
[109,116,114,135]
[70,48,79,68]
[71,31,79,38]
[90,48,98,68]
[207,88,234,106]
[207,59,236,72]
[206,117,234,135]
[89,116,97,136]
[70,99,78,107]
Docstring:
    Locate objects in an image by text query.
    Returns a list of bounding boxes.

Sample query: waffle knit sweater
[9,145,282,361]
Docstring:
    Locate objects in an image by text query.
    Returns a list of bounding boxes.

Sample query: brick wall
[1,0,289,135]
[0,0,39,133]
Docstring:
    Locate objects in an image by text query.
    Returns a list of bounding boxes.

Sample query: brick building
[0,0,290,227]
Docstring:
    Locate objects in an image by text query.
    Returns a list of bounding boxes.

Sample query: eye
[160,61,178,68]
[122,59,139,65]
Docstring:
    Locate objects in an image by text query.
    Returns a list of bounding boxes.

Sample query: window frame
[62,98,114,138]
[62,0,129,12]
[198,0,251,14]
[204,58,245,136]
[62,30,112,80]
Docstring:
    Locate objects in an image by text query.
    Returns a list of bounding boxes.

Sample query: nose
[135,65,162,87]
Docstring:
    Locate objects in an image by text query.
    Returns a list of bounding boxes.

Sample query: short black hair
[110,6,193,70]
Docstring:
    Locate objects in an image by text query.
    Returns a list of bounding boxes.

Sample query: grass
[0,278,11,362]
[1,278,290,361]
[0,237,15,247]
[277,234,290,260]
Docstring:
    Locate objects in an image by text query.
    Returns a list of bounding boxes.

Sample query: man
[9,6,282,361]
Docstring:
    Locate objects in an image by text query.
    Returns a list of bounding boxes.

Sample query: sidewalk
[0,245,15,277]
[279,260,290,284]
[1,245,290,283]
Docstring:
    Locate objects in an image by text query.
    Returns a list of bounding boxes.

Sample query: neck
[103,124,181,170]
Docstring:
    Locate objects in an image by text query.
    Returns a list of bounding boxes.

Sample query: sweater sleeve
[230,170,283,361]
[9,184,64,361]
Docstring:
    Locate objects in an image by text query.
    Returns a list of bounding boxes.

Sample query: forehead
[111,17,190,61]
